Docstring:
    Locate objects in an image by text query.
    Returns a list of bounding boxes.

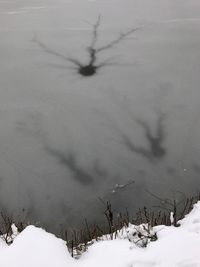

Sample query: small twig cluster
[145,191,200,227]
[65,202,130,258]
[126,223,157,248]
[0,213,27,244]
[65,193,200,257]
[0,212,14,244]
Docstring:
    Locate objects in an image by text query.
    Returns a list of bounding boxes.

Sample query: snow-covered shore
[0,201,200,267]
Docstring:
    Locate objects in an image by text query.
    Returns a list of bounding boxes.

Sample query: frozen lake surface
[0,0,200,234]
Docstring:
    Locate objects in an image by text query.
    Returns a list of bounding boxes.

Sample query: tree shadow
[122,113,166,161]
[34,16,139,77]
[45,147,94,185]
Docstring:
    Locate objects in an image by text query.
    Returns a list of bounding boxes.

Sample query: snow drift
[0,201,200,267]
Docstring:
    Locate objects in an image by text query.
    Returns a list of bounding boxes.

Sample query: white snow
[0,226,74,267]
[0,202,200,267]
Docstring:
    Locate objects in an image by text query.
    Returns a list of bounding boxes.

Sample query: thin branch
[33,37,70,62]
[96,28,140,53]
[66,57,83,67]
[97,57,117,68]
[90,15,101,49]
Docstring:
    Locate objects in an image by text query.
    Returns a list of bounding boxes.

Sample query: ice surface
[0,0,200,233]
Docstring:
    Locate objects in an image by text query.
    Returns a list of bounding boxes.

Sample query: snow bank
[0,226,75,267]
[1,202,200,267]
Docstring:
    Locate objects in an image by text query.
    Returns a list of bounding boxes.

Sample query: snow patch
[0,202,200,266]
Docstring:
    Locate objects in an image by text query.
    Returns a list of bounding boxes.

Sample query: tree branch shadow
[122,113,166,161]
[34,15,140,77]
[45,147,94,185]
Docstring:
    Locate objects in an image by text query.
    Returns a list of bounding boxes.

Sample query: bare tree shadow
[33,15,139,77]
[45,147,94,185]
[122,113,166,161]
